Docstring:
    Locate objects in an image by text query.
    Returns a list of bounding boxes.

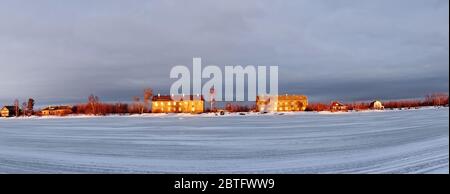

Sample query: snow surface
[0,108,448,174]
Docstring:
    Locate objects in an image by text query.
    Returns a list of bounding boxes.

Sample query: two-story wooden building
[256,94,308,112]
[152,94,204,114]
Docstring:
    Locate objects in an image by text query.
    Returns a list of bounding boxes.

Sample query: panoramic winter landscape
[0,107,448,174]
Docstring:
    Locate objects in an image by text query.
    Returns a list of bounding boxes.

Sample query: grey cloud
[0,0,448,106]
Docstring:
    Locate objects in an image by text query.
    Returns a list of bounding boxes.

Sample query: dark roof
[1,106,15,111]
[152,95,172,101]
[277,95,307,101]
[152,95,204,101]
[42,106,72,111]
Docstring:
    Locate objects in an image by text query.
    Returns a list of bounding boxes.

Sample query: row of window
[154,107,203,112]
[276,107,301,111]
[257,101,304,106]
[259,104,304,108]
[153,101,203,107]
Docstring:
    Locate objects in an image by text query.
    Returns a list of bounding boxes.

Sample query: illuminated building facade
[256,94,308,112]
[152,94,204,114]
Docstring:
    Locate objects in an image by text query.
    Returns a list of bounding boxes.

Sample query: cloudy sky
[0,0,448,105]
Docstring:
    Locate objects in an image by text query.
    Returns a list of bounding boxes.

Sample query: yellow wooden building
[41,106,73,116]
[256,94,308,112]
[152,94,204,114]
[1,106,18,117]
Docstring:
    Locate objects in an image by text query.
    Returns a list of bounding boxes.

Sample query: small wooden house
[370,100,384,110]
[1,106,19,117]
[41,106,73,116]
[330,101,348,112]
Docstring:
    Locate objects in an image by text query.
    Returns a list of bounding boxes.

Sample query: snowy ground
[0,108,448,174]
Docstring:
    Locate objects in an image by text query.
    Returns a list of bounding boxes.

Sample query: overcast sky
[0,0,448,105]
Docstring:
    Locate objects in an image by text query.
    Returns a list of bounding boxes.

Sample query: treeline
[66,92,450,115]
[6,89,154,117]
[224,103,256,113]
[72,102,129,115]
[72,91,153,115]
[5,92,448,117]
[306,93,449,112]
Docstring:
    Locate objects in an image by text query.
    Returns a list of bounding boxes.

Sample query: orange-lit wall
[152,100,204,113]
[256,96,308,112]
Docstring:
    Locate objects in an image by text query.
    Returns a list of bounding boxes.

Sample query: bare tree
[143,88,153,113]
[21,102,27,116]
[425,93,449,106]
[88,94,100,115]
[131,96,144,114]
[14,99,20,117]
[27,98,35,116]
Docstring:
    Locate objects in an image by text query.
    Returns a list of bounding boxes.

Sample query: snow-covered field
[0,108,448,174]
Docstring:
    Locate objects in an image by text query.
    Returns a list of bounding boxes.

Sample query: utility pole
[209,86,216,112]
